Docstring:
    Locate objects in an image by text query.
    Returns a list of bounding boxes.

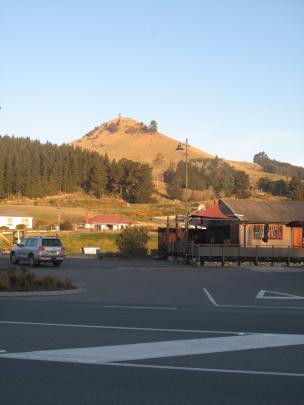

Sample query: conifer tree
[288,177,304,200]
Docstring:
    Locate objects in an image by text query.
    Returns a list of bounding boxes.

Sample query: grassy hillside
[71,116,288,187]
[0,192,186,253]
[71,116,213,165]
[228,160,287,186]
[0,192,185,224]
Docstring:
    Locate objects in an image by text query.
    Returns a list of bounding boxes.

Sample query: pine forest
[0,136,154,203]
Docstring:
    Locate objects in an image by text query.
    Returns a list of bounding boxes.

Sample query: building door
[293,227,303,247]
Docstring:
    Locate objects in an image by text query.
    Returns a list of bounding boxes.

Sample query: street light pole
[185,138,189,243]
[176,138,190,243]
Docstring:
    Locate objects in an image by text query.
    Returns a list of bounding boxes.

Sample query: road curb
[0,286,86,298]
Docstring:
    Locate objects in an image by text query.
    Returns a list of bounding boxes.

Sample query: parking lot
[1,257,304,404]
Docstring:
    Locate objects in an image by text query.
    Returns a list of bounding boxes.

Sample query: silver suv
[10,236,65,267]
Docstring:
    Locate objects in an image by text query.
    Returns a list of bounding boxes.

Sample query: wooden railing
[167,242,304,265]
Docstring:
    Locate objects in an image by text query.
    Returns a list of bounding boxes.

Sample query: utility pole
[57,205,61,232]
[176,138,190,242]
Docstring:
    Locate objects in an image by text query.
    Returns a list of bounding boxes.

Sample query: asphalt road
[1,257,304,404]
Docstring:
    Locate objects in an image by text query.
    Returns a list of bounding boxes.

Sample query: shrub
[24,271,36,290]
[41,275,74,290]
[61,220,74,231]
[15,224,26,230]
[34,220,49,230]
[1,268,74,291]
[8,270,18,285]
[106,123,119,133]
[42,276,57,289]
[62,277,73,289]
[125,127,138,134]
[34,278,44,288]
[115,227,149,256]
[0,272,10,290]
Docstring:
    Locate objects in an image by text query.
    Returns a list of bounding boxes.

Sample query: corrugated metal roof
[220,199,304,223]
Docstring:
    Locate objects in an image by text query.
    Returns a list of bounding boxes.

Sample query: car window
[29,238,38,247]
[42,239,62,247]
[21,238,30,247]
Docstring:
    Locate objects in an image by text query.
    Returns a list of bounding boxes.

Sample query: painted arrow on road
[256,290,304,300]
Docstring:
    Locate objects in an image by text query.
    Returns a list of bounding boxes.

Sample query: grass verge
[0,231,158,255]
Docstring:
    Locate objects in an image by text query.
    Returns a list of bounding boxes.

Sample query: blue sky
[1,0,304,166]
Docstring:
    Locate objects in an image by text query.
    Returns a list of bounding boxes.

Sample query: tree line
[0,135,154,203]
[257,177,304,200]
[164,157,251,199]
[253,152,304,200]
[253,152,304,179]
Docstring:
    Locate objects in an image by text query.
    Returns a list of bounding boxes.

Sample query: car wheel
[10,253,19,265]
[52,261,62,267]
[28,254,36,267]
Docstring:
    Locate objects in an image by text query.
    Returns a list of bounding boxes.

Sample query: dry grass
[57,230,158,254]
[0,192,185,224]
[71,116,289,188]
[0,267,73,291]
[0,191,176,253]
[71,116,212,166]
[0,230,158,254]
[227,160,288,185]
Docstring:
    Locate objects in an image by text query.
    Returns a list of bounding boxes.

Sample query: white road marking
[117,267,183,271]
[215,303,304,310]
[203,288,219,306]
[256,290,304,300]
[0,320,249,335]
[103,362,304,378]
[101,305,177,310]
[1,334,304,364]
[203,288,304,310]
[248,267,304,273]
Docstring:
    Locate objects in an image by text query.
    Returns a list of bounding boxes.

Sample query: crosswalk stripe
[1,333,304,365]
[102,362,304,378]
[0,320,248,335]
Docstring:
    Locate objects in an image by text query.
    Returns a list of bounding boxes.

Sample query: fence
[167,242,304,265]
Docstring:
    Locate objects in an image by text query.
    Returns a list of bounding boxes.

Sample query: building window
[253,224,283,240]
[7,217,13,226]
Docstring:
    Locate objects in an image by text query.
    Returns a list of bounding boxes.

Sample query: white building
[0,216,33,230]
[78,214,132,231]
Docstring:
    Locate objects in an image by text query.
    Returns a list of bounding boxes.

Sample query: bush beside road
[0,266,74,292]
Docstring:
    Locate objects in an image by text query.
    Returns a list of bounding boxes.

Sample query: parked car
[10,236,65,267]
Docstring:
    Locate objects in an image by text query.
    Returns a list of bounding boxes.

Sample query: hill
[71,116,213,166]
[71,116,286,186]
